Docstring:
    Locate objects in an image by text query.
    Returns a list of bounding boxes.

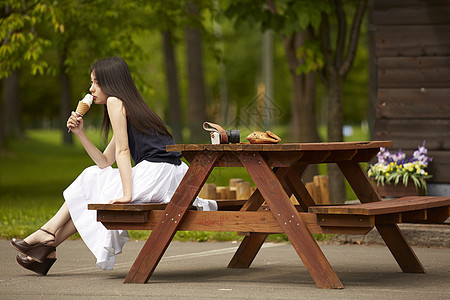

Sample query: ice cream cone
[68,94,93,132]
[75,101,90,116]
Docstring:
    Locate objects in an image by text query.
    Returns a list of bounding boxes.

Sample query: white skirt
[63,161,217,270]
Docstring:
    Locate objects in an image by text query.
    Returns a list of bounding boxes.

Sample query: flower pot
[375,181,425,198]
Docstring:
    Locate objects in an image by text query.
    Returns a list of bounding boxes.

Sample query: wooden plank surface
[88,199,247,212]
[378,57,450,88]
[100,210,284,233]
[375,25,450,57]
[167,141,392,153]
[373,119,450,150]
[89,203,169,211]
[372,0,450,25]
[99,210,375,236]
[376,88,450,119]
[309,196,450,216]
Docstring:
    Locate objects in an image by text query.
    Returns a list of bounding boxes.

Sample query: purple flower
[391,149,406,164]
[377,147,390,165]
[375,141,433,167]
[412,141,433,166]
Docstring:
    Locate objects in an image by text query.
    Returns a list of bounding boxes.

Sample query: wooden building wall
[370,0,450,183]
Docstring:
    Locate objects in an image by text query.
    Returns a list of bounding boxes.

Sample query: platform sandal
[16,253,57,276]
[11,228,56,263]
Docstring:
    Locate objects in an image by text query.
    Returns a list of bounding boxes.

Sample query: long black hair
[90,57,172,140]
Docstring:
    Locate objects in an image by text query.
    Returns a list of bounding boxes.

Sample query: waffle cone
[76,101,90,116]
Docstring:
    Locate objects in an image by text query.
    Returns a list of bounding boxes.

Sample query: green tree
[50,0,147,144]
[148,0,194,143]
[1,1,60,147]
[0,1,59,78]
[185,1,209,143]
[226,0,368,202]
[225,0,330,181]
[141,0,218,143]
[1,0,148,145]
[317,0,367,203]
[226,0,330,144]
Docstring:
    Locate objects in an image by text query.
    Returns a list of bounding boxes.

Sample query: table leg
[228,233,267,268]
[123,151,221,283]
[377,224,425,273]
[337,161,381,203]
[337,161,425,273]
[228,167,299,269]
[240,152,343,289]
[284,163,316,211]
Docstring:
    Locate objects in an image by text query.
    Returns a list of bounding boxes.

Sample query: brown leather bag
[246,131,281,144]
[203,122,228,144]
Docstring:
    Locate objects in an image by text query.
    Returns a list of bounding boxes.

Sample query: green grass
[0,130,99,240]
[0,125,369,242]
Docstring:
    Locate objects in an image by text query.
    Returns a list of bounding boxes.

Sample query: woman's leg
[37,219,77,259]
[24,202,72,245]
[19,203,77,260]
[54,219,77,247]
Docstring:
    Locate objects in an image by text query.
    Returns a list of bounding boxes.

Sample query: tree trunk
[0,79,4,149]
[185,2,208,143]
[283,31,320,182]
[326,74,346,203]
[59,52,73,145]
[327,75,344,142]
[163,31,183,143]
[2,70,23,140]
[283,32,320,143]
[318,0,367,204]
[262,29,273,129]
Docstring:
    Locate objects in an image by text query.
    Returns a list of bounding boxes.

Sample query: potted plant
[367,142,433,197]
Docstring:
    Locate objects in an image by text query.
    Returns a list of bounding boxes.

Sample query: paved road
[1,240,449,299]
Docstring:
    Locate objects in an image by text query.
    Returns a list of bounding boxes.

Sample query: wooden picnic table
[88,141,450,289]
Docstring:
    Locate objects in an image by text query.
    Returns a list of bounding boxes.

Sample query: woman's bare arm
[68,112,115,168]
[106,97,133,203]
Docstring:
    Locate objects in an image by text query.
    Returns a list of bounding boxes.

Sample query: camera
[203,122,240,144]
[225,129,240,143]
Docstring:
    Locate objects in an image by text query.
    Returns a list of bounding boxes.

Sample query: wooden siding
[371,0,450,182]
[377,57,450,88]
[376,88,450,119]
[372,0,450,25]
[375,25,450,57]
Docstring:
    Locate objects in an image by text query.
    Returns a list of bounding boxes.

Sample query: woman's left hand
[108,196,132,204]
[67,111,84,134]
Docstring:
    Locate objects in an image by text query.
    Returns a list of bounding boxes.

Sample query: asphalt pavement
[1,239,449,299]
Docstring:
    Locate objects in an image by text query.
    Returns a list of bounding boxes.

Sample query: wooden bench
[309,196,450,229]
[89,196,449,235]
[89,195,449,282]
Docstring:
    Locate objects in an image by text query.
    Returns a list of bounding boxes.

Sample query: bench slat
[309,196,450,216]
[88,199,248,212]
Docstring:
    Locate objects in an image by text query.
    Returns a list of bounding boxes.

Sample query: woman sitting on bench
[11,57,217,276]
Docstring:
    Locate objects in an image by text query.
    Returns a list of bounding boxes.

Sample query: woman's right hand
[67,112,84,134]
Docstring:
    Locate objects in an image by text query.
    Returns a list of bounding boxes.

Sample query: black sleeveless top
[127,121,181,166]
